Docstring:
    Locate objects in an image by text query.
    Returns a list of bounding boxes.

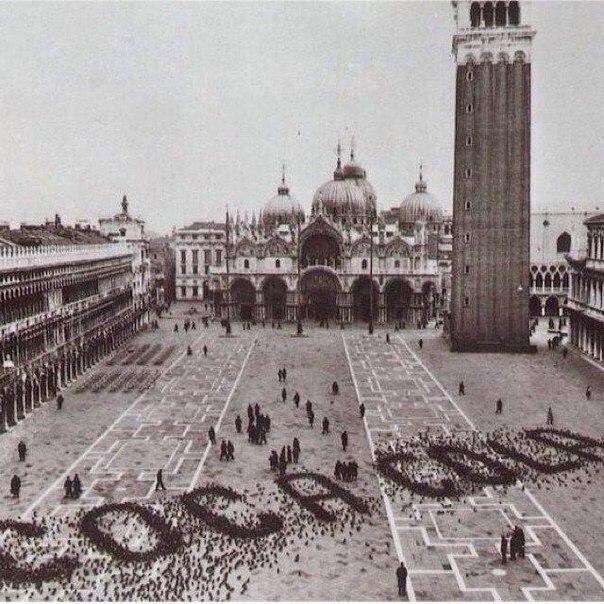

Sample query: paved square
[0,320,601,601]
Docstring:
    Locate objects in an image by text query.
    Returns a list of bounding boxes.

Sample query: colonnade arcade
[0,306,146,433]
[220,270,436,325]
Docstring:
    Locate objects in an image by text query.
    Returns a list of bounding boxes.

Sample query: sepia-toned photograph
[0,0,602,601]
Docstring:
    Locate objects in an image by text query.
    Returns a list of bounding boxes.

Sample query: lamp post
[225,207,231,333]
[295,211,303,335]
[368,206,376,335]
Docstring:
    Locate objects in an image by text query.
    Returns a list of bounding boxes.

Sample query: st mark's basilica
[175,143,452,326]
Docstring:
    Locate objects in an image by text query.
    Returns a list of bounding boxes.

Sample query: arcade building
[176,145,452,326]
[0,220,149,433]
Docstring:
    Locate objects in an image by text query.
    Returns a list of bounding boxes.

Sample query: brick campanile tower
[449,1,536,352]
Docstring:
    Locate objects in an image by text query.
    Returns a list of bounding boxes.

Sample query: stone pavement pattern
[23,331,254,517]
[343,332,604,601]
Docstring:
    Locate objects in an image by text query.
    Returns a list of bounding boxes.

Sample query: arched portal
[230,278,255,321]
[299,217,342,270]
[529,295,541,317]
[299,268,341,321]
[544,296,559,317]
[385,279,413,323]
[351,277,379,323]
[263,276,287,321]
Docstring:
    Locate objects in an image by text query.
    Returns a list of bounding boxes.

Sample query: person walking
[203,345,208,356]
[281,387,287,403]
[500,533,508,564]
[546,406,554,426]
[235,415,242,434]
[458,381,465,396]
[359,403,366,419]
[227,440,235,461]
[64,476,72,498]
[220,440,228,461]
[208,426,216,445]
[418,338,423,349]
[341,430,348,452]
[322,417,330,435]
[155,469,166,491]
[10,474,21,499]
[293,392,300,408]
[17,440,26,462]
[72,474,82,498]
[308,410,315,429]
[57,393,64,410]
[386,333,390,344]
[396,562,408,597]
[586,386,592,400]
[495,399,503,414]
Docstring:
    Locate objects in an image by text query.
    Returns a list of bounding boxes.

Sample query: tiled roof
[0,225,110,247]
[181,221,226,231]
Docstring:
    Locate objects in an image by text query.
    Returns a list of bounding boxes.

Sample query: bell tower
[449,1,536,352]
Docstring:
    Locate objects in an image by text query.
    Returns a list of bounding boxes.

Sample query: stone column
[15,381,24,420]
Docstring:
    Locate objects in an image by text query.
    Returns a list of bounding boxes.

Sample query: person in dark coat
[203,345,208,356]
[514,526,525,558]
[322,417,330,435]
[418,338,423,349]
[247,404,254,422]
[335,460,342,480]
[495,399,503,414]
[396,562,408,597]
[155,469,166,491]
[255,403,260,418]
[282,367,287,381]
[359,403,366,418]
[227,440,235,461]
[458,381,465,396]
[17,440,26,462]
[292,438,300,463]
[57,393,64,410]
[546,406,554,426]
[500,533,508,564]
[287,446,292,464]
[187,345,192,356]
[386,333,390,344]
[208,426,216,445]
[293,392,300,408]
[341,430,348,452]
[308,410,315,428]
[281,388,287,403]
[72,474,82,498]
[306,399,312,414]
[332,381,339,395]
[235,415,242,433]
[10,474,21,499]
[64,476,72,498]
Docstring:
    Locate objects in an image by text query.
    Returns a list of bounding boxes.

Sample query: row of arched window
[470,1,520,28]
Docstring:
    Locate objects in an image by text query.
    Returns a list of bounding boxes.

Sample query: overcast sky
[0,1,601,234]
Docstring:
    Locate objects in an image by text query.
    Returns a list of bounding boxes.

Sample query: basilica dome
[399,170,442,224]
[311,146,376,222]
[262,171,304,226]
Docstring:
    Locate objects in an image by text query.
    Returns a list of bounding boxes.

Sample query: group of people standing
[500,525,526,563]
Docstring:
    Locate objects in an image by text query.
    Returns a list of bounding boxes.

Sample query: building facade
[0,224,147,433]
[449,0,536,351]
[99,195,150,320]
[567,214,604,365]
[529,210,592,317]
[173,221,226,312]
[177,149,452,326]
[149,236,175,307]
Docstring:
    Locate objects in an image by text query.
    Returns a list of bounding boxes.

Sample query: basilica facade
[175,146,452,325]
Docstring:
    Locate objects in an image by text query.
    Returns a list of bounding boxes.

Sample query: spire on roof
[415,163,427,193]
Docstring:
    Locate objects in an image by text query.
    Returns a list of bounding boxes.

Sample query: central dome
[311,145,376,222]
